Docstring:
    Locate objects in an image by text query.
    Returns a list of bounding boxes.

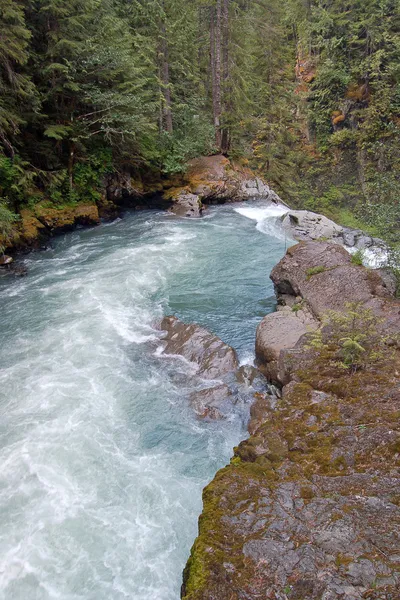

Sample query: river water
[0,201,288,600]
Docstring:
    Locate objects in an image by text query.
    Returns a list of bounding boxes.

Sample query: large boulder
[280,209,344,241]
[255,310,317,384]
[253,241,400,382]
[270,241,398,324]
[181,155,281,204]
[160,316,238,379]
[167,190,203,217]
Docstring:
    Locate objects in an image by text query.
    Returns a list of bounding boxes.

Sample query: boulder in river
[160,316,238,379]
[0,255,13,266]
[270,240,397,318]
[167,190,203,217]
[189,384,231,419]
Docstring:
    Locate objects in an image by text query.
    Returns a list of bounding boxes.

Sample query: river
[0,201,288,600]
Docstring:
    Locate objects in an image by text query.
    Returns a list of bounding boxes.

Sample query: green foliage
[306,303,395,373]
[48,149,113,205]
[0,0,398,249]
[0,202,18,254]
[350,249,364,266]
[0,155,38,205]
[306,265,326,278]
[384,246,400,298]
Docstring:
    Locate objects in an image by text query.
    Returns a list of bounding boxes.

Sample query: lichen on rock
[181,241,400,600]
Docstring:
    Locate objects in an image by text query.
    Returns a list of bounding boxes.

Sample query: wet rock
[189,384,231,419]
[160,316,238,379]
[0,255,13,266]
[280,210,344,241]
[234,365,269,390]
[169,191,203,217]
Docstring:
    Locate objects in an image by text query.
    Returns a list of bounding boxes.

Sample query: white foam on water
[345,244,389,268]
[234,202,290,240]
[0,207,287,600]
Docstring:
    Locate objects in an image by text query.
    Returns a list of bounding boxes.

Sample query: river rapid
[0,201,288,600]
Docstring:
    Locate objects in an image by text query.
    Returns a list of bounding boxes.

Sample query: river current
[0,201,288,600]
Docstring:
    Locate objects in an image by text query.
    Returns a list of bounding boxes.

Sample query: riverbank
[181,240,400,600]
[0,155,280,260]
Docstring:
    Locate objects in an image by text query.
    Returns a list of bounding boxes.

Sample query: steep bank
[182,241,400,600]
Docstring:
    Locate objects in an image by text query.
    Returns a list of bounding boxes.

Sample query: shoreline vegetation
[1,0,399,253]
[1,0,399,598]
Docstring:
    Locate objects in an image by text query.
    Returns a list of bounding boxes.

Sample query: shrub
[0,202,19,255]
[306,265,326,279]
[306,302,396,373]
[350,249,364,265]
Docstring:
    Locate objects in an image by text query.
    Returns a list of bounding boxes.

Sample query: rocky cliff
[181,242,400,600]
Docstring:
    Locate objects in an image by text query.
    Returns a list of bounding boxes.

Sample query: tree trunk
[220,0,230,153]
[68,140,75,191]
[159,11,173,134]
[211,1,222,149]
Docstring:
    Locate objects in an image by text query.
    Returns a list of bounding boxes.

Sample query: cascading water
[0,201,288,600]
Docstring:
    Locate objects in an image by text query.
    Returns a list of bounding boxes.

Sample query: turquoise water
[0,201,288,600]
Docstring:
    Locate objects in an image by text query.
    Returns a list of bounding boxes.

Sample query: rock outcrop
[280,210,344,241]
[182,155,281,205]
[160,316,239,380]
[167,190,203,217]
[280,209,387,254]
[4,203,100,252]
[105,155,282,220]
[182,241,400,600]
[256,241,400,384]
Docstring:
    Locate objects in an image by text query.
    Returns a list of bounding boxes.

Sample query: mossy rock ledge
[182,241,400,600]
[4,203,100,252]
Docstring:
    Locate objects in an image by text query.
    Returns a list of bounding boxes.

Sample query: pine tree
[0,0,38,157]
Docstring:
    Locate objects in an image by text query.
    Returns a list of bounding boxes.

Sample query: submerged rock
[160,316,238,379]
[234,364,269,391]
[189,384,231,419]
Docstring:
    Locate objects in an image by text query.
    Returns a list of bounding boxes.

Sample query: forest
[1,0,399,246]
